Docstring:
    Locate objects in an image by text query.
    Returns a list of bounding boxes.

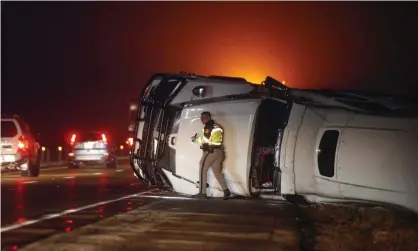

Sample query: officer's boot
[223,189,231,200]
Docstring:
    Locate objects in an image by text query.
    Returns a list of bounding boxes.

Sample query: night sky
[2,2,418,147]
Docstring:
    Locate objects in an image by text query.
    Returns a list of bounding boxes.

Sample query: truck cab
[130,73,418,213]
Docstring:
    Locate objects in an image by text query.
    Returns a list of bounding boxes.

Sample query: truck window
[1,121,18,137]
[317,130,340,178]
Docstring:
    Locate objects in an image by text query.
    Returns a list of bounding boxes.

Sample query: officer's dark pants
[199,149,228,195]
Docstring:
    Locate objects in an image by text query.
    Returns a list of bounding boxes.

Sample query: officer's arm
[193,135,203,144]
[192,130,205,144]
[210,128,223,145]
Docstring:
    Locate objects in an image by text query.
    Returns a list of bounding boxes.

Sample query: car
[67,131,116,169]
[1,114,41,177]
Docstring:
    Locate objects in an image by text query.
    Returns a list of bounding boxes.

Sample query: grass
[300,203,418,251]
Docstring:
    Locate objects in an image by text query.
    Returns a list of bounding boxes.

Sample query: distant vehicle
[1,114,41,177]
[67,131,116,169]
[130,72,418,213]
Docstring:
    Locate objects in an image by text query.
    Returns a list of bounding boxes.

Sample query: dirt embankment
[299,204,418,251]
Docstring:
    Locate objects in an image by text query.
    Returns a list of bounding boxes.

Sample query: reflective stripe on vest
[202,126,223,145]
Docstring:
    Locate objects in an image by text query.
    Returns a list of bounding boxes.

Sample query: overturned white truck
[130,73,418,212]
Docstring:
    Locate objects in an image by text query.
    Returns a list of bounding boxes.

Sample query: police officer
[191,111,231,200]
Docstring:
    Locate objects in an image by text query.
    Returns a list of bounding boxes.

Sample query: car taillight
[18,136,28,151]
[101,134,107,144]
[70,134,77,145]
[126,137,133,146]
[18,141,25,149]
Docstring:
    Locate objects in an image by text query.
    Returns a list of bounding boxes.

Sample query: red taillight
[18,136,28,150]
[18,141,25,149]
[70,134,76,145]
[101,134,107,144]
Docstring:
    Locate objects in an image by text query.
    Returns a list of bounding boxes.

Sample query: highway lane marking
[23,181,38,184]
[0,189,158,233]
[92,172,102,175]
[63,176,75,179]
[116,169,124,172]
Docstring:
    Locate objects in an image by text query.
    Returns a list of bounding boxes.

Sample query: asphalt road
[20,196,304,251]
[1,163,153,250]
[2,164,418,251]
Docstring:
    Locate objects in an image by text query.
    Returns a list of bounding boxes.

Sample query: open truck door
[249,97,291,196]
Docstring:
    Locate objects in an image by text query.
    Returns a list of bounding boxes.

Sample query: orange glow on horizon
[193,63,286,85]
[221,68,268,85]
[194,43,288,85]
[95,2,395,95]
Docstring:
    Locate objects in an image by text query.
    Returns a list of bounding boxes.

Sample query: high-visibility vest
[193,124,223,146]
